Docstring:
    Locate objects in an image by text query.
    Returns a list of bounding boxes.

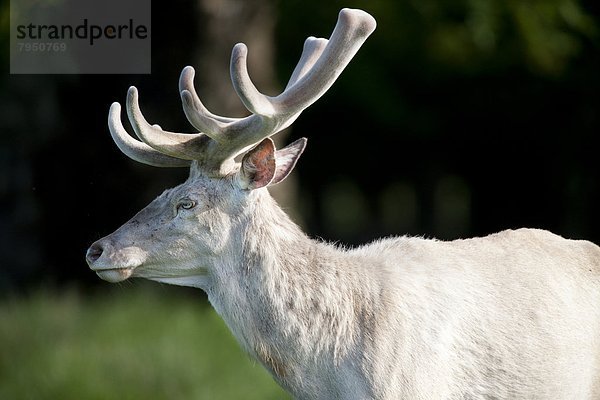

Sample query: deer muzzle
[86,238,145,283]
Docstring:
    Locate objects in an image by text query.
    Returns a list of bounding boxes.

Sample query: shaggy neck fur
[207,189,379,396]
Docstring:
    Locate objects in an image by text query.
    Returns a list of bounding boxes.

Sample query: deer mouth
[86,241,145,283]
[94,267,135,283]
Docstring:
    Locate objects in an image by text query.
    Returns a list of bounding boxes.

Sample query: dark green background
[2,0,599,289]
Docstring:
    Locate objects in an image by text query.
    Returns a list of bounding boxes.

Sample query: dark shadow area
[1,0,599,292]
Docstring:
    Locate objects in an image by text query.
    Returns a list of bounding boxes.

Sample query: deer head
[86,8,376,289]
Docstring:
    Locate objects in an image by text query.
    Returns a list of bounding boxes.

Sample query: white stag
[86,8,600,399]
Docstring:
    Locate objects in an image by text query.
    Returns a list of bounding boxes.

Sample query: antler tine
[109,8,375,172]
[108,102,191,167]
[179,66,240,139]
[273,8,376,110]
[179,8,375,166]
[285,37,328,90]
[230,43,277,117]
[179,62,285,159]
[230,8,375,115]
[125,87,209,161]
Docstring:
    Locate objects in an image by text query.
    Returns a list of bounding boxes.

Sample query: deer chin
[131,264,210,289]
[95,267,135,283]
[149,275,208,289]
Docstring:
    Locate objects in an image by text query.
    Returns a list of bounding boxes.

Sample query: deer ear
[270,138,307,185]
[239,138,277,190]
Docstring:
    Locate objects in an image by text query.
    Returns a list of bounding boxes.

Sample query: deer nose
[86,242,104,265]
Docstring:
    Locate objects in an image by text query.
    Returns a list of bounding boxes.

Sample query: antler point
[181,65,195,77]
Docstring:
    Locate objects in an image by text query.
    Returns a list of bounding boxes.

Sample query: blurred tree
[275,0,599,242]
[193,0,300,217]
[0,0,599,289]
[0,0,73,289]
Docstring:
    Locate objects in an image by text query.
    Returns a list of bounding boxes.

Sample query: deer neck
[208,189,361,382]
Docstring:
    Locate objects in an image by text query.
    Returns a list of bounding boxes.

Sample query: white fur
[87,166,600,399]
[85,7,600,397]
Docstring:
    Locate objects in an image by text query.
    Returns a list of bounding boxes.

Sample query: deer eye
[176,199,196,211]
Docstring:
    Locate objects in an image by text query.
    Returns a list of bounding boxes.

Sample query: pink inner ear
[241,138,276,189]
[271,138,307,185]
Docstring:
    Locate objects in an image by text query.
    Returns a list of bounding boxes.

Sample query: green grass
[0,283,290,400]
